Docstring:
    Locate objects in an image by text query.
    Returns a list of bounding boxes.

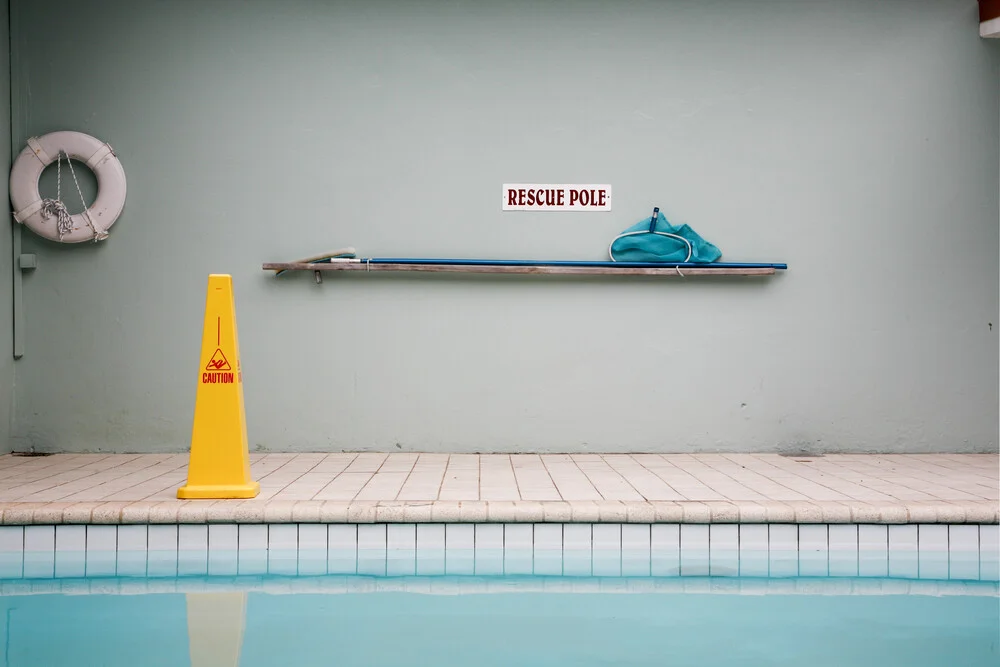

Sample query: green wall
[7,0,1000,454]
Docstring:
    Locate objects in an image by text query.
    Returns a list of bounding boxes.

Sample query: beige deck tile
[312,472,374,501]
[0,453,991,524]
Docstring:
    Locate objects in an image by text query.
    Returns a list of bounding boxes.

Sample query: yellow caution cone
[178,274,260,499]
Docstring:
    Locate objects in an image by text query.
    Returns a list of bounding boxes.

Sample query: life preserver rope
[9,131,127,243]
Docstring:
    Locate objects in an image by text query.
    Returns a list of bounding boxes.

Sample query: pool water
[0,576,996,667]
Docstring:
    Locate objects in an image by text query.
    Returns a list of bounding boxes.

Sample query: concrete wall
[7,0,999,454]
[0,0,12,453]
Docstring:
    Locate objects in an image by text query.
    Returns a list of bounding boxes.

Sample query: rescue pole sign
[501,184,612,212]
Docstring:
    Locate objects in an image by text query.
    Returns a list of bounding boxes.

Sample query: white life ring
[9,131,126,243]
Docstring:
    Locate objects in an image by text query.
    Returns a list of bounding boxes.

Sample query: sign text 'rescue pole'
[502,184,612,211]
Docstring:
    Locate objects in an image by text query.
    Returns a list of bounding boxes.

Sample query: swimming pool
[1,574,996,666]
[0,523,996,666]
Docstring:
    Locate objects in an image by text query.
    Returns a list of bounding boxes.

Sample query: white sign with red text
[502,184,612,211]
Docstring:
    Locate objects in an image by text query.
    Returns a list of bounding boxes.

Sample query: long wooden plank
[262,262,776,276]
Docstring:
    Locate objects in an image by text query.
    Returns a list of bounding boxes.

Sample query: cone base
[177,481,260,499]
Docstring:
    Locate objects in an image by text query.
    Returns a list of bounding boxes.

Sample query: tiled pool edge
[0,500,996,525]
[0,523,996,583]
[1,576,997,598]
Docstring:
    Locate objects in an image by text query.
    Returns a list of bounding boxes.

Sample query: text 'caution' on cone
[178,274,259,499]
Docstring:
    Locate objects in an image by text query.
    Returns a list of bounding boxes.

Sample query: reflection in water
[0,577,995,666]
[186,593,247,667]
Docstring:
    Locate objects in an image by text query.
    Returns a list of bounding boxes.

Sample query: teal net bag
[609,207,722,263]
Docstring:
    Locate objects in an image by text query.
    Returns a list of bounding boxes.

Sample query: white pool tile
[828,524,858,551]
[445,524,475,575]
[53,551,81,579]
[563,524,592,577]
[917,524,949,580]
[564,524,592,551]
[534,524,563,575]
[709,525,739,577]
[948,525,979,581]
[208,525,238,551]
[179,525,208,551]
[858,525,888,577]
[534,524,562,550]
[709,525,739,550]
[238,552,267,576]
[949,525,979,551]
[237,525,267,576]
[117,525,148,552]
[888,525,918,579]
[651,524,680,576]
[981,525,999,554]
[980,525,1000,582]
[504,524,533,575]
[297,550,327,576]
[444,523,474,550]
[357,524,388,576]
[828,525,858,577]
[621,525,650,577]
[206,526,238,575]
[85,526,118,577]
[297,524,328,576]
[681,524,711,576]
[114,525,147,577]
[888,525,918,551]
[238,525,268,551]
[739,525,768,553]
[416,524,445,551]
[0,518,995,583]
[23,526,55,579]
[386,524,416,576]
[681,524,710,551]
[798,525,828,577]
[859,525,888,549]
[621,524,650,550]
[328,525,358,575]
[592,524,622,577]
[298,524,328,551]
[0,527,23,578]
[328,524,358,550]
[178,548,209,577]
[146,525,178,578]
[296,524,328,576]
[268,525,299,575]
[475,524,504,576]
[768,525,797,578]
[24,526,55,552]
[798,525,828,552]
[416,524,445,575]
[739,525,768,577]
[917,524,948,552]
[55,525,85,552]
[86,525,117,552]
[0,526,22,555]
[268,524,298,551]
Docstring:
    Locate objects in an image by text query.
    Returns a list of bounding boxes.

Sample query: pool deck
[0,452,994,525]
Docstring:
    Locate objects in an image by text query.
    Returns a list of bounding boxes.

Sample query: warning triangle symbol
[205,349,232,371]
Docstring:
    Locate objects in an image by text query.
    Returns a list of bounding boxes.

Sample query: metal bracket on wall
[11,228,34,359]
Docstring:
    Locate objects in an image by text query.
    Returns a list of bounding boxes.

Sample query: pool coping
[0,499,996,525]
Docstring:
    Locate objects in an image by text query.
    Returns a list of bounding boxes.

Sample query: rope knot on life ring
[9,131,126,244]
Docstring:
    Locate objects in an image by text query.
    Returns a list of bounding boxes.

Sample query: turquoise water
[0,576,996,666]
